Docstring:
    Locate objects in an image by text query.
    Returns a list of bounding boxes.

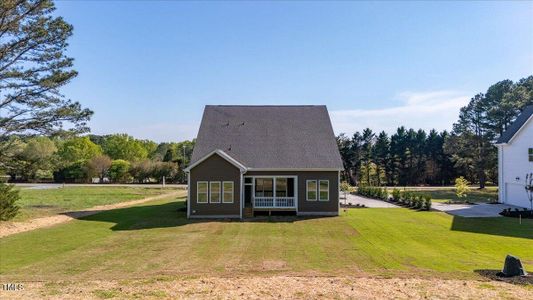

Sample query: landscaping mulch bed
[499,209,533,219]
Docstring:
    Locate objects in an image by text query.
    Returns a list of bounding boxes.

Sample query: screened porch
[244,176,297,209]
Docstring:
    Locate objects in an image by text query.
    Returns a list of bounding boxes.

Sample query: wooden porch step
[243,207,253,218]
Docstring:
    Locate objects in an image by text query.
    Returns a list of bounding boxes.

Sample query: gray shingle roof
[190,105,343,169]
[496,105,533,144]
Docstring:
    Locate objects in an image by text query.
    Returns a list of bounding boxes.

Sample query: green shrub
[381,188,388,200]
[416,195,424,209]
[455,176,469,199]
[408,194,415,207]
[109,159,131,183]
[340,181,351,193]
[0,183,20,221]
[356,186,388,201]
[396,191,431,211]
[391,188,401,202]
[423,194,432,211]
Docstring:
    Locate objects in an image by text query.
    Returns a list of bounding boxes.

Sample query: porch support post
[295,176,298,213]
[273,177,277,208]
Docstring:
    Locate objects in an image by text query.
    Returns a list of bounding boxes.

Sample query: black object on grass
[497,255,528,277]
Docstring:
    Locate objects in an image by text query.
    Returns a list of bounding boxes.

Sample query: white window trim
[209,181,221,203]
[306,180,317,201]
[222,181,234,203]
[319,180,329,201]
[197,181,208,204]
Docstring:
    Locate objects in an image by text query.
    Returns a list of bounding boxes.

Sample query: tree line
[337,76,533,187]
[1,134,195,184]
[337,128,455,186]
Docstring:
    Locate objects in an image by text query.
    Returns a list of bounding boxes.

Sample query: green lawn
[13,186,177,221]
[1,197,531,282]
[405,187,498,203]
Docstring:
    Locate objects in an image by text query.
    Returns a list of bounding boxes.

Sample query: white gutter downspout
[240,170,245,219]
[498,144,505,204]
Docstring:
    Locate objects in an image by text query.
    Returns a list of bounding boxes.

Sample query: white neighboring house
[495,105,533,208]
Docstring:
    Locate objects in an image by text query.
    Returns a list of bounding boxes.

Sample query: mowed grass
[13,186,177,221]
[1,197,531,281]
[405,187,498,203]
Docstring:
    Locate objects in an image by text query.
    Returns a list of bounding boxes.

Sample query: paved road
[341,193,399,208]
[13,183,187,189]
[432,202,522,217]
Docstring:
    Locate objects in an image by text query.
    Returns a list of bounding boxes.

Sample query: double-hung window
[223,181,234,203]
[197,181,208,203]
[306,180,317,201]
[319,180,329,201]
[529,148,533,162]
[209,182,221,203]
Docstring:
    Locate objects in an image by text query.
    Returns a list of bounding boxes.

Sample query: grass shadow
[474,269,533,286]
[450,216,533,239]
[64,201,330,231]
[62,201,190,231]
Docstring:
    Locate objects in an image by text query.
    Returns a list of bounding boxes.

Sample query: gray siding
[245,171,339,214]
[189,153,241,217]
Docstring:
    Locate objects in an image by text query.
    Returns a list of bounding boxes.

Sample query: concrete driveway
[341,193,399,208]
[432,202,523,217]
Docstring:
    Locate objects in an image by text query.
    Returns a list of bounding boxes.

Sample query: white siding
[499,116,533,208]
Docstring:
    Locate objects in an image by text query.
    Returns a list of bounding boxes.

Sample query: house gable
[189,105,344,170]
[496,105,533,145]
[185,149,246,172]
[497,106,533,208]
[188,151,242,218]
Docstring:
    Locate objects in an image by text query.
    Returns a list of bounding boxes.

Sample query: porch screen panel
[276,178,288,197]
[255,178,273,197]
[287,178,295,197]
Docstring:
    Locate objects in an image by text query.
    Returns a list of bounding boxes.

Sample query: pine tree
[0,0,93,165]
[373,131,390,186]
[0,183,20,221]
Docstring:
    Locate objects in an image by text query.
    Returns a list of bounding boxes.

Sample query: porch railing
[254,197,295,208]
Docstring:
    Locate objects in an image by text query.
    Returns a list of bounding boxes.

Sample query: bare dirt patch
[2,275,532,299]
[0,191,182,238]
[261,260,288,271]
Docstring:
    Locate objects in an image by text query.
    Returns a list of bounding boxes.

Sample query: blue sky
[54,1,533,142]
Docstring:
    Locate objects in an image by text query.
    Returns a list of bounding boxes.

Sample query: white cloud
[330,90,470,136]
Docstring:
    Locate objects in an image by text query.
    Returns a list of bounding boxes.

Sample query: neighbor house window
[306,180,317,201]
[210,182,221,203]
[223,181,234,203]
[255,178,273,197]
[319,180,329,201]
[529,148,533,162]
[197,181,208,203]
